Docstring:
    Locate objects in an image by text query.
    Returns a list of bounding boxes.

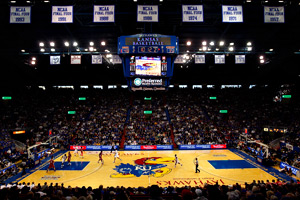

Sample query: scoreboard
[118,34,179,91]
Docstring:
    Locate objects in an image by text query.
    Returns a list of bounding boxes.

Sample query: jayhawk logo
[110,157,174,178]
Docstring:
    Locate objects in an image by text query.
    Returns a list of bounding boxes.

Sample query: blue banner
[124,145,173,150]
[179,144,215,150]
[280,162,299,176]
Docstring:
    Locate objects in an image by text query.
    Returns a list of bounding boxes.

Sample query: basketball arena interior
[1,0,300,199]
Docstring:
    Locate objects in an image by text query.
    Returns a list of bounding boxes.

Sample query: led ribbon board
[118,34,178,54]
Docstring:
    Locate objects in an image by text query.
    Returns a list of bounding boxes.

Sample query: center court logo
[134,78,142,86]
[111,157,174,178]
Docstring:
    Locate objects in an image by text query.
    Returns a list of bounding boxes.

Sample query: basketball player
[194,158,200,173]
[47,156,56,172]
[80,147,84,158]
[67,151,72,165]
[175,154,182,167]
[113,149,122,163]
[61,154,67,168]
[98,151,104,164]
[74,146,78,156]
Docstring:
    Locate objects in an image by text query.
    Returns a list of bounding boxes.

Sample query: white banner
[235,55,246,64]
[92,55,102,64]
[52,6,73,23]
[195,55,205,64]
[50,56,60,65]
[112,55,122,64]
[222,5,243,23]
[10,6,31,24]
[93,5,115,22]
[264,6,285,23]
[137,5,158,22]
[215,55,225,64]
[182,5,204,22]
[71,55,81,64]
[174,55,185,64]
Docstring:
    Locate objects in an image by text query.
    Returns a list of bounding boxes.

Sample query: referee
[194,158,200,173]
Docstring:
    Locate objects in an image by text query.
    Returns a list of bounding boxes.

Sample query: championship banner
[137,5,158,22]
[195,55,205,64]
[222,5,243,23]
[264,6,285,23]
[50,56,61,65]
[10,6,31,24]
[92,55,102,64]
[174,55,185,64]
[111,55,122,64]
[52,6,73,23]
[71,55,81,64]
[93,5,115,22]
[235,55,246,64]
[215,55,225,64]
[182,5,204,22]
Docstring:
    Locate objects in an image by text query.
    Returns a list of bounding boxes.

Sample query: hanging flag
[235,55,246,64]
[71,55,81,64]
[215,55,225,64]
[264,6,285,23]
[137,5,158,22]
[111,55,122,64]
[92,55,102,64]
[52,6,73,23]
[222,5,243,23]
[50,56,61,65]
[49,129,52,136]
[174,55,185,64]
[93,5,115,22]
[10,6,31,24]
[182,5,204,22]
[195,55,205,64]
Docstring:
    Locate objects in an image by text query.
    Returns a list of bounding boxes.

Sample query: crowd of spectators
[1,180,300,200]
[125,96,172,145]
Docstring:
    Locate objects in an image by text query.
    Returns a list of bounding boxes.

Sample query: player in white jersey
[61,154,67,168]
[74,146,79,156]
[113,150,122,163]
[175,154,182,167]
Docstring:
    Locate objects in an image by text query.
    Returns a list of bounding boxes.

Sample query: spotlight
[50,42,55,47]
[73,42,78,47]
[269,49,273,52]
[31,60,36,65]
[203,46,207,51]
[64,42,70,47]
[247,47,252,51]
[260,59,265,63]
[229,42,234,46]
[219,41,225,46]
[89,42,94,46]
[39,42,45,47]
[202,41,207,46]
[89,47,94,51]
[247,42,252,46]
[187,41,192,46]
[259,55,264,59]
[101,41,106,46]
[40,48,45,52]
[32,57,36,61]
[209,41,215,46]
[51,48,55,52]
[229,46,234,51]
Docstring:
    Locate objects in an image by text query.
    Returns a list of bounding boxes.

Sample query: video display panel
[135,56,161,76]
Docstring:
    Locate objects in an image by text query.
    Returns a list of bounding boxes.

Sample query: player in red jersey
[67,151,72,165]
[80,147,84,158]
[98,151,104,164]
[47,156,56,173]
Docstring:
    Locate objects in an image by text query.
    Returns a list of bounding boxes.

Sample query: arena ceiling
[1,0,300,85]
